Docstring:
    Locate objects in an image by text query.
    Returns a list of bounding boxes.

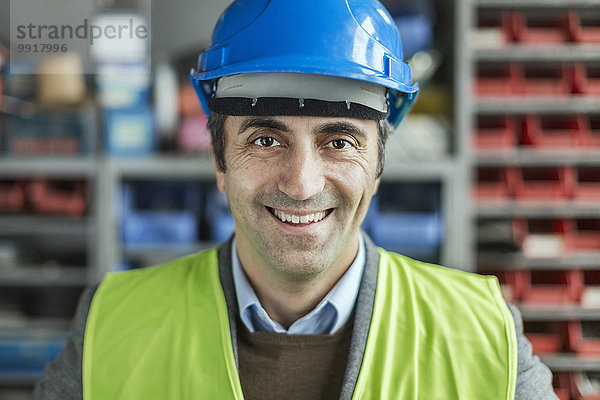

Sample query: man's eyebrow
[315,121,367,139]
[237,117,291,135]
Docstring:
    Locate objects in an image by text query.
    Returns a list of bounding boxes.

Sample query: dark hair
[207,112,390,177]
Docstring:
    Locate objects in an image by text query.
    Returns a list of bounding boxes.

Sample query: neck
[236,235,359,329]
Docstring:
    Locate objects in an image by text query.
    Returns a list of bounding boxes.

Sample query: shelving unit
[460,0,600,396]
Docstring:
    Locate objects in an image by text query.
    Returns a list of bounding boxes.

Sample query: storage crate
[520,270,583,304]
[513,218,569,258]
[104,105,155,156]
[569,10,600,43]
[0,336,65,376]
[520,64,573,96]
[3,106,97,156]
[524,321,566,354]
[474,167,515,200]
[573,63,600,96]
[582,270,600,308]
[567,321,600,355]
[511,11,571,44]
[0,181,26,213]
[553,373,573,400]
[493,270,524,302]
[205,189,235,243]
[472,12,513,50]
[121,182,200,245]
[583,115,600,147]
[522,115,586,148]
[574,167,600,201]
[513,167,574,200]
[474,115,518,149]
[475,63,519,96]
[565,219,600,252]
[27,180,87,216]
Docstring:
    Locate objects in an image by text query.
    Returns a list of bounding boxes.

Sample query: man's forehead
[227,115,378,138]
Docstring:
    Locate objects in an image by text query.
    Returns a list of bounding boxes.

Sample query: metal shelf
[108,155,216,179]
[0,267,89,287]
[476,96,600,115]
[0,157,96,178]
[478,252,600,270]
[474,149,600,166]
[475,45,600,62]
[476,201,600,218]
[476,0,600,8]
[541,354,600,371]
[0,215,90,236]
[518,304,600,321]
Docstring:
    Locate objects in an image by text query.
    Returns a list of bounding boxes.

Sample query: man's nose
[278,146,325,201]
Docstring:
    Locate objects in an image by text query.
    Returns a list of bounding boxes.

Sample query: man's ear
[211,151,226,193]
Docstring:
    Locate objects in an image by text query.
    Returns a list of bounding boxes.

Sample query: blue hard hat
[190,0,419,127]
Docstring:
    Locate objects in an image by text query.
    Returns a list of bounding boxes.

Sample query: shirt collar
[231,234,366,334]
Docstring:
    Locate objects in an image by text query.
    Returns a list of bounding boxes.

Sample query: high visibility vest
[83,248,517,399]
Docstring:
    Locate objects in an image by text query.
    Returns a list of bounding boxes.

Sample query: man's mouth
[267,207,333,226]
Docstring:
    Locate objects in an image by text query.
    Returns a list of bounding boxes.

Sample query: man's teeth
[272,209,327,224]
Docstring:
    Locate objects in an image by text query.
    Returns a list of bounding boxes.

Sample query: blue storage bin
[0,336,65,374]
[121,182,200,245]
[3,106,97,156]
[206,188,235,243]
[104,105,155,156]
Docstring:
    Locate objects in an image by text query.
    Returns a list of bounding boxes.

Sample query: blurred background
[0,0,599,398]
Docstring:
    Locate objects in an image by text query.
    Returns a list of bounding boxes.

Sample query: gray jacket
[33,235,558,399]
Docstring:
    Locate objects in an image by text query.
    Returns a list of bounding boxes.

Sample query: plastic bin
[474,167,515,200]
[0,336,65,376]
[574,167,600,201]
[513,218,569,258]
[524,321,566,354]
[565,219,600,252]
[475,63,519,96]
[512,11,571,44]
[205,189,235,243]
[492,270,524,302]
[520,64,572,96]
[472,12,513,49]
[0,181,26,212]
[583,115,600,147]
[474,115,518,149]
[522,115,586,148]
[569,10,600,43]
[513,167,574,200]
[567,321,600,355]
[3,106,97,156]
[121,182,200,245]
[573,63,600,96]
[582,270,600,308]
[104,105,155,156]
[27,180,87,216]
[521,270,583,304]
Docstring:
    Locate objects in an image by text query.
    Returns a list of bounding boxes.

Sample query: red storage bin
[520,64,573,96]
[27,180,87,216]
[474,115,518,149]
[513,167,575,200]
[473,11,514,48]
[524,321,566,354]
[0,181,26,212]
[474,167,516,200]
[574,167,600,201]
[582,270,600,308]
[513,218,570,258]
[512,11,571,44]
[522,115,586,148]
[553,373,574,400]
[565,219,600,252]
[521,270,584,304]
[569,10,600,43]
[574,63,600,96]
[582,115,600,147]
[493,270,525,302]
[567,321,600,355]
[476,63,519,96]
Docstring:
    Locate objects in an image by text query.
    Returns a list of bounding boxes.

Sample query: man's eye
[254,136,280,147]
[328,139,351,150]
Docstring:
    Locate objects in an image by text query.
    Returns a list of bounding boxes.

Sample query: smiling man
[34,0,558,399]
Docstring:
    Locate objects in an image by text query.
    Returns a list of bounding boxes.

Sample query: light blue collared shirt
[231,234,366,334]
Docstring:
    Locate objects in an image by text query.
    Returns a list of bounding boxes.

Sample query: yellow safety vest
[83,248,517,399]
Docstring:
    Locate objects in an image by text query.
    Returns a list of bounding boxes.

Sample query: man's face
[215,115,381,281]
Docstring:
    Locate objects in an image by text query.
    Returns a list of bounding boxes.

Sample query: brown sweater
[237,318,353,400]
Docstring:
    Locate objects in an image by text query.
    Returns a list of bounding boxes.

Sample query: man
[34,0,558,399]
